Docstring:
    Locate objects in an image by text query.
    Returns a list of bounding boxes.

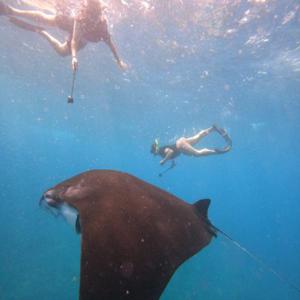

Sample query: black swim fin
[9,17,44,33]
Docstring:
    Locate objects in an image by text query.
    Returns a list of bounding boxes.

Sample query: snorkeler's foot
[118,60,128,71]
[9,17,45,33]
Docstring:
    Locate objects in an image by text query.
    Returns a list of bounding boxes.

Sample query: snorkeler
[151,125,232,166]
[0,0,127,71]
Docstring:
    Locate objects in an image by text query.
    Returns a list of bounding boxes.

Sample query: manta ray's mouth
[39,192,81,234]
[39,193,61,216]
[40,189,61,207]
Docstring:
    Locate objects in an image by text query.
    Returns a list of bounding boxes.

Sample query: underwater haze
[1,0,300,299]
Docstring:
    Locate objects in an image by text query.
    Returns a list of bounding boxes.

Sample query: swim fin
[9,17,44,33]
[213,124,232,146]
[213,124,226,136]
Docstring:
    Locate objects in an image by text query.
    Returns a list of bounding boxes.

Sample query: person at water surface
[151,125,232,166]
[0,0,127,71]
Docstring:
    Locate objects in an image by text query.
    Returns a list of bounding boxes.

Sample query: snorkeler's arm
[71,20,80,71]
[160,149,174,165]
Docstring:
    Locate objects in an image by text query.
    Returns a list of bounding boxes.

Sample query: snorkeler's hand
[72,56,78,71]
[118,60,128,71]
[160,160,165,166]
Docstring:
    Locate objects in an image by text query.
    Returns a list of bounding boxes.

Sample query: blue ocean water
[0,0,300,299]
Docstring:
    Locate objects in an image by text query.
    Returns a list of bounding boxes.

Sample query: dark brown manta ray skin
[42,170,216,300]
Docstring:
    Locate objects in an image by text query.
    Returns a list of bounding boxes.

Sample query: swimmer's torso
[159,144,181,160]
[56,14,110,43]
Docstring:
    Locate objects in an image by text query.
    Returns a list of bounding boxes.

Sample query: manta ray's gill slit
[59,203,79,229]
[41,199,79,232]
[39,195,78,227]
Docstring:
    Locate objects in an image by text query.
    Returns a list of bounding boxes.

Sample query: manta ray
[40,170,217,300]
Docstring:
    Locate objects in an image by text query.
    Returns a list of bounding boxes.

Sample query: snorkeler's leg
[5,4,56,26]
[178,138,231,156]
[8,17,69,56]
[9,17,45,33]
[105,35,127,70]
[39,31,70,56]
[179,142,219,157]
[185,126,215,145]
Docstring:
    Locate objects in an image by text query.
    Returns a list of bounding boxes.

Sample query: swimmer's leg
[179,143,220,157]
[3,3,56,26]
[8,17,69,56]
[105,36,127,69]
[39,31,70,56]
[179,141,231,157]
[9,17,45,33]
[185,126,215,145]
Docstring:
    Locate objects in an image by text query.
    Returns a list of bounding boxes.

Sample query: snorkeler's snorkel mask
[151,138,160,154]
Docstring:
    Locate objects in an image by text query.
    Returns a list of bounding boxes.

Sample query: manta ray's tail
[211,224,300,294]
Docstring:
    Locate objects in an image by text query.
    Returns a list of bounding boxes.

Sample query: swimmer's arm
[71,20,80,70]
[160,149,174,165]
